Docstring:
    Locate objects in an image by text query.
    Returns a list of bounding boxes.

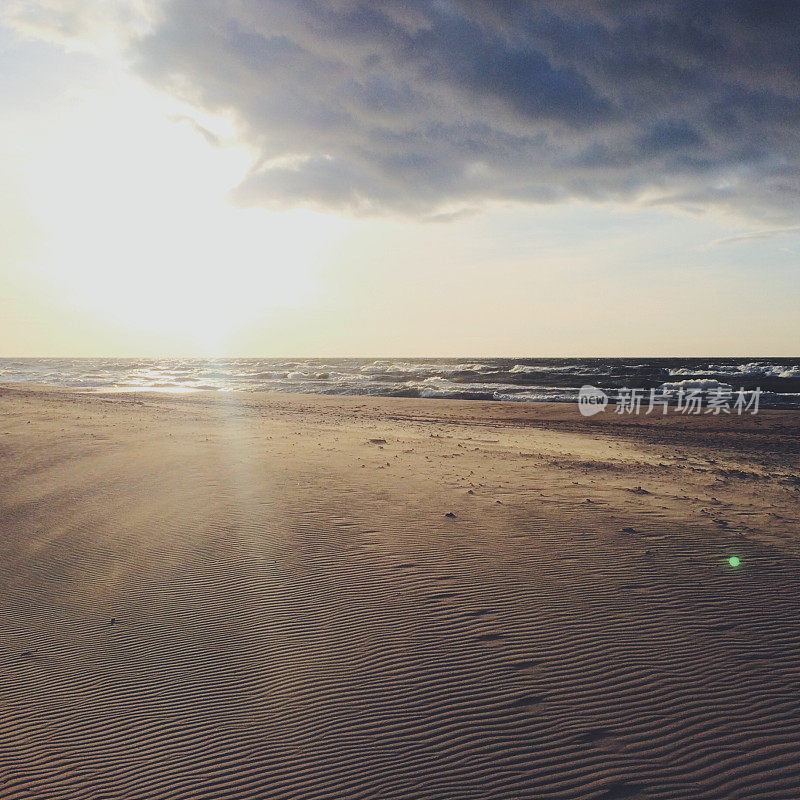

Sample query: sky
[1,0,798,357]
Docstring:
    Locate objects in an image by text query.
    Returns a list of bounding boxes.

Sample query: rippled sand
[1,386,799,799]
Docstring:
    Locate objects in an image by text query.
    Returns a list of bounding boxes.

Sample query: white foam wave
[669,362,800,379]
[659,379,733,393]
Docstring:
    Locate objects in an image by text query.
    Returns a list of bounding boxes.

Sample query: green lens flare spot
[728,556,741,568]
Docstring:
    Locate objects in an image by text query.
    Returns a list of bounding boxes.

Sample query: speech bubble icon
[578,384,609,417]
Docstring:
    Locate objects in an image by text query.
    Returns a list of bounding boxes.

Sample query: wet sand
[1,385,799,799]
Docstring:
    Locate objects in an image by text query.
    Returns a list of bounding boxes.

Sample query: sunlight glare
[23,72,347,350]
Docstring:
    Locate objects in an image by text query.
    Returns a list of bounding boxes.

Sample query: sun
[23,69,348,350]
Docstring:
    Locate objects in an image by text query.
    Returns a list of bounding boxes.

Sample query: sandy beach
[1,385,799,799]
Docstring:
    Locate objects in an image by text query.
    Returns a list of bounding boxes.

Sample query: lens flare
[728,556,741,568]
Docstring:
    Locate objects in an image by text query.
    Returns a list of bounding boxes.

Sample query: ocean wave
[658,379,734,393]
[1,358,798,407]
[510,364,579,374]
[669,362,800,379]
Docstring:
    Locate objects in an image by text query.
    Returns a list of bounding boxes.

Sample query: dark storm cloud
[136,0,800,218]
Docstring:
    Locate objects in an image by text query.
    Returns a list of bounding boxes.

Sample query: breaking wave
[1,357,798,408]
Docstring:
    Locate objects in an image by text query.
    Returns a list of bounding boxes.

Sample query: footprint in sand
[573,727,626,753]
[598,780,642,800]
[705,622,737,632]
[508,659,541,676]
[508,693,547,712]
[474,631,505,643]
[428,591,458,601]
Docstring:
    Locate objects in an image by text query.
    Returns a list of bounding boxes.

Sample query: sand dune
[1,386,799,799]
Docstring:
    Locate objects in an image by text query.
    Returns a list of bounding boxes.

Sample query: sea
[2,357,799,408]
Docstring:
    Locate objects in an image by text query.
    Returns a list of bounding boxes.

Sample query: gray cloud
[134,0,800,218]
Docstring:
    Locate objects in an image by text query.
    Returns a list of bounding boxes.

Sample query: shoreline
[2,353,798,410]
[5,381,800,450]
